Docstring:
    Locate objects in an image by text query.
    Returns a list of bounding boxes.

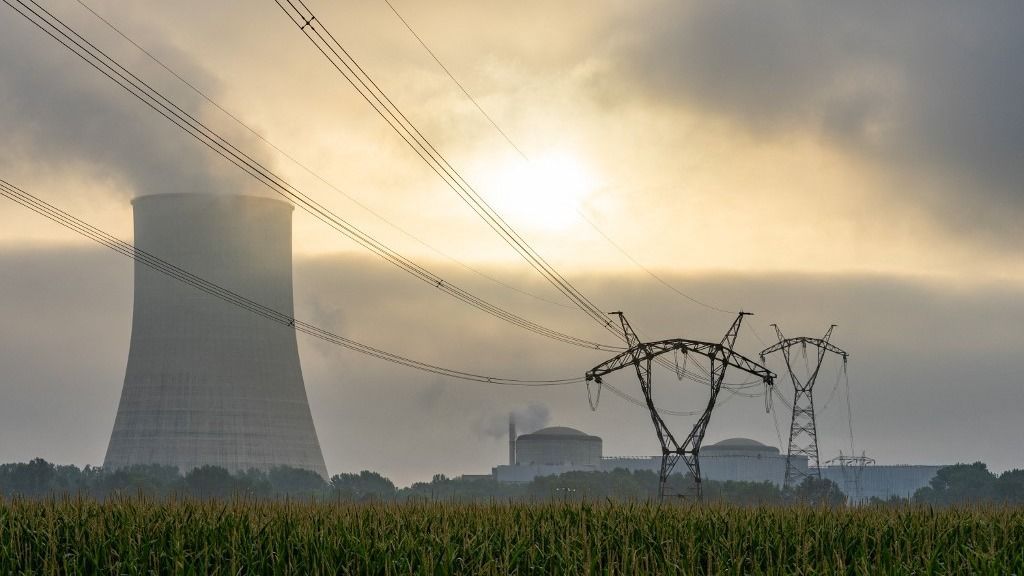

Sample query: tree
[331,471,397,501]
[268,466,327,498]
[994,469,1024,504]
[913,463,996,505]
[182,466,243,499]
[790,477,847,506]
[95,464,180,499]
[0,458,57,497]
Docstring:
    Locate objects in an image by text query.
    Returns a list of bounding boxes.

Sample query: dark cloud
[614,1,1024,243]
[1,245,1021,485]
[0,4,266,198]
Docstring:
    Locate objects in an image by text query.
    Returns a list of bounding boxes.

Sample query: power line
[71,0,575,312]
[275,0,621,341]
[3,0,619,353]
[376,0,738,316]
[379,0,527,160]
[277,0,767,387]
[0,179,582,386]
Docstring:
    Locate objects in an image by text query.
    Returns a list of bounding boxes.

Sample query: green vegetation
[913,462,1024,506]
[1,498,1022,574]
[1,459,843,504]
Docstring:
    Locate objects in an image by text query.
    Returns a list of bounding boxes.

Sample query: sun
[487,151,596,232]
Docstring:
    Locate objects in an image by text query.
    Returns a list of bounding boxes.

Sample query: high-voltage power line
[274,0,632,345]
[2,0,621,354]
[585,312,775,500]
[0,178,584,387]
[376,0,739,317]
[760,325,849,488]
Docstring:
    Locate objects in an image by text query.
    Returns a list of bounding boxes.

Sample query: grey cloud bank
[613,1,1024,245]
[0,247,1020,486]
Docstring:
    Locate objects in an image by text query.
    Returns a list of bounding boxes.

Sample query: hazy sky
[0,0,1021,485]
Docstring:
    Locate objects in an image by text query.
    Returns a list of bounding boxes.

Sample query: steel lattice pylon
[760,325,848,489]
[825,453,875,503]
[585,312,775,500]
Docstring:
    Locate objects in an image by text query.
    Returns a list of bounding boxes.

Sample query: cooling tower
[103,193,328,478]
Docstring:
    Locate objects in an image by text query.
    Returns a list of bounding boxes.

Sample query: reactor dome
[703,437,780,456]
[515,426,602,467]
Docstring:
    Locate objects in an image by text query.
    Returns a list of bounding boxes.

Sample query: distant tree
[913,463,996,505]
[182,466,243,499]
[790,477,847,506]
[706,480,784,506]
[96,464,180,499]
[994,469,1024,505]
[268,466,327,498]
[0,458,57,497]
[331,471,397,501]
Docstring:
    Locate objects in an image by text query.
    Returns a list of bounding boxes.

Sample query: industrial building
[494,424,602,483]
[495,422,946,501]
[103,193,328,477]
[601,438,803,487]
[822,464,944,503]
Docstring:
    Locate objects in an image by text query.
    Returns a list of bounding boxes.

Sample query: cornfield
[1,497,1021,574]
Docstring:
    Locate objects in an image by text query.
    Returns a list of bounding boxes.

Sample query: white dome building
[700,437,804,486]
[514,426,602,468]
[493,425,602,483]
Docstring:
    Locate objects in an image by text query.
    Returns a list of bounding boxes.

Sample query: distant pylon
[760,325,848,488]
[825,452,874,503]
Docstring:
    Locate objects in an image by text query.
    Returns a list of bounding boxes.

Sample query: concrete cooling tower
[103,193,328,477]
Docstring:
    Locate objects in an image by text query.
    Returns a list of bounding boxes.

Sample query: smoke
[474,403,550,439]
[0,6,269,200]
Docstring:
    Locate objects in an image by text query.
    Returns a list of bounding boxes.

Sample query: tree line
[0,458,843,503]
[1,458,1020,505]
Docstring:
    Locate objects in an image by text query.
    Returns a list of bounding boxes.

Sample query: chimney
[508,412,517,465]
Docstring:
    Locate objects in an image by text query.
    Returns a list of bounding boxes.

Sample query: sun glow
[487,151,596,232]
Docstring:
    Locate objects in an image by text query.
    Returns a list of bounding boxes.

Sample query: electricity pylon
[585,312,775,500]
[760,325,848,488]
[825,453,874,503]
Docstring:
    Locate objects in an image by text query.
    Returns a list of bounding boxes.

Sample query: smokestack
[509,412,517,465]
[103,193,328,477]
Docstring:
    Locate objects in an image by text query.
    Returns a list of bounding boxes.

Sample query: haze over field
[1,0,1021,486]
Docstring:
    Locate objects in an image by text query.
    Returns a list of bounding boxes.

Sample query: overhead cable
[71,0,575,312]
[377,0,737,316]
[275,0,622,339]
[0,179,584,386]
[3,0,620,353]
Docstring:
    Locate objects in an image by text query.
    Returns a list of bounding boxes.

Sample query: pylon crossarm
[586,339,774,384]
[759,337,847,359]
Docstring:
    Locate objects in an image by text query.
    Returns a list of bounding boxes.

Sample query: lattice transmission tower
[825,453,875,503]
[585,312,775,500]
[760,325,848,488]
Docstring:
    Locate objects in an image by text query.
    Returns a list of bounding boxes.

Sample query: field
[1,498,1022,574]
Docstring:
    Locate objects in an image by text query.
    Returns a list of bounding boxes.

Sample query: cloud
[1,244,1021,485]
[0,4,268,199]
[611,1,1024,244]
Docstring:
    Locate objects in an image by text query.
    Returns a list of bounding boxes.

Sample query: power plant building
[600,438,803,486]
[821,464,944,503]
[495,425,946,501]
[103,193,328,477]
[494,426,602,483]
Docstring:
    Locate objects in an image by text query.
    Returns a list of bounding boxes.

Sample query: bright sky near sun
[0,0,1020,286]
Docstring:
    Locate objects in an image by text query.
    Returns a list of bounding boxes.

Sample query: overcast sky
[0,0,1021,485]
